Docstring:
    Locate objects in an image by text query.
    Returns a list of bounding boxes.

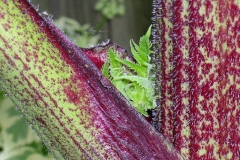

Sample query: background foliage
[31,0,152,52]
[0,92,54,160]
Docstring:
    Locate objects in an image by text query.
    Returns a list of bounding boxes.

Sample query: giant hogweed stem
[153,0,240,159]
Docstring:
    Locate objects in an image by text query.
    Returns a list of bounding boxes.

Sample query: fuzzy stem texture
[153,0,240,159]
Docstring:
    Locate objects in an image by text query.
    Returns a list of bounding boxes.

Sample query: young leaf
[102,25,156,116]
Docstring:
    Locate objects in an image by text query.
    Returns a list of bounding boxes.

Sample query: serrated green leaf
[102,26,155,116]
[114,75,152,89]
[124,83,149,116]
[114,56,147,77]
[130,39,145,66]
[108,49,122,69]
[6,106,20,117]
[6,117,28,142]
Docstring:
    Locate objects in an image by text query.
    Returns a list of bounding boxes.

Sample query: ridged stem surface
[153,0,240,159]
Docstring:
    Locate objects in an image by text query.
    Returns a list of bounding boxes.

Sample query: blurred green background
[0,0,152,159]
[30,0,152,51]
